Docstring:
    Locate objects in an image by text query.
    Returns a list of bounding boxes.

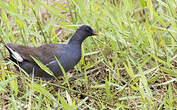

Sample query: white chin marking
[7,46,24,62]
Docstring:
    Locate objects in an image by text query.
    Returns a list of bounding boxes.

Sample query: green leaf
[139,0,146,8]
[150,54,171,67]
[138,66,153,105]
[54,56,70,88]
[161,67,177,76]
[31,56,54,76]
[15,18,24,29]
[39,1,66,19]
[105,77,111,101]
[168,83,173,107]
[65,91,72,106]
[1,11,10,26]
[123,60,134,78]
[58,95,73,110]
[28,82,58,104]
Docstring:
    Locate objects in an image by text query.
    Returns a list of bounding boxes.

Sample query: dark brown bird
[5,25,97,79]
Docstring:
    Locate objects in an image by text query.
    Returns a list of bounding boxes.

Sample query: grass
[0,0,177,109]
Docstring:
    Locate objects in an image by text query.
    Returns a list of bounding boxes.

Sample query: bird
[5,25,97,79]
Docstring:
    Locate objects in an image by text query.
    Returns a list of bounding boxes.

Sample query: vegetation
[0,0,176,109]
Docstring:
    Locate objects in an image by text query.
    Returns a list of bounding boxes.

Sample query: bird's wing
[5,43,66,64]
[45,52,72,76]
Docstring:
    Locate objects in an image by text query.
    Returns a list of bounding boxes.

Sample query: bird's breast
[54,45,81,72]
[68,48,81,64]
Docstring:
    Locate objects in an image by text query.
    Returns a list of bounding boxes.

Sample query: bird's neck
[68,31,87,45]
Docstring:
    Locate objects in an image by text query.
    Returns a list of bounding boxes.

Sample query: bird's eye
[86,27,91,31]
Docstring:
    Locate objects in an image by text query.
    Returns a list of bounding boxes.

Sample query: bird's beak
[93,30,98,35]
